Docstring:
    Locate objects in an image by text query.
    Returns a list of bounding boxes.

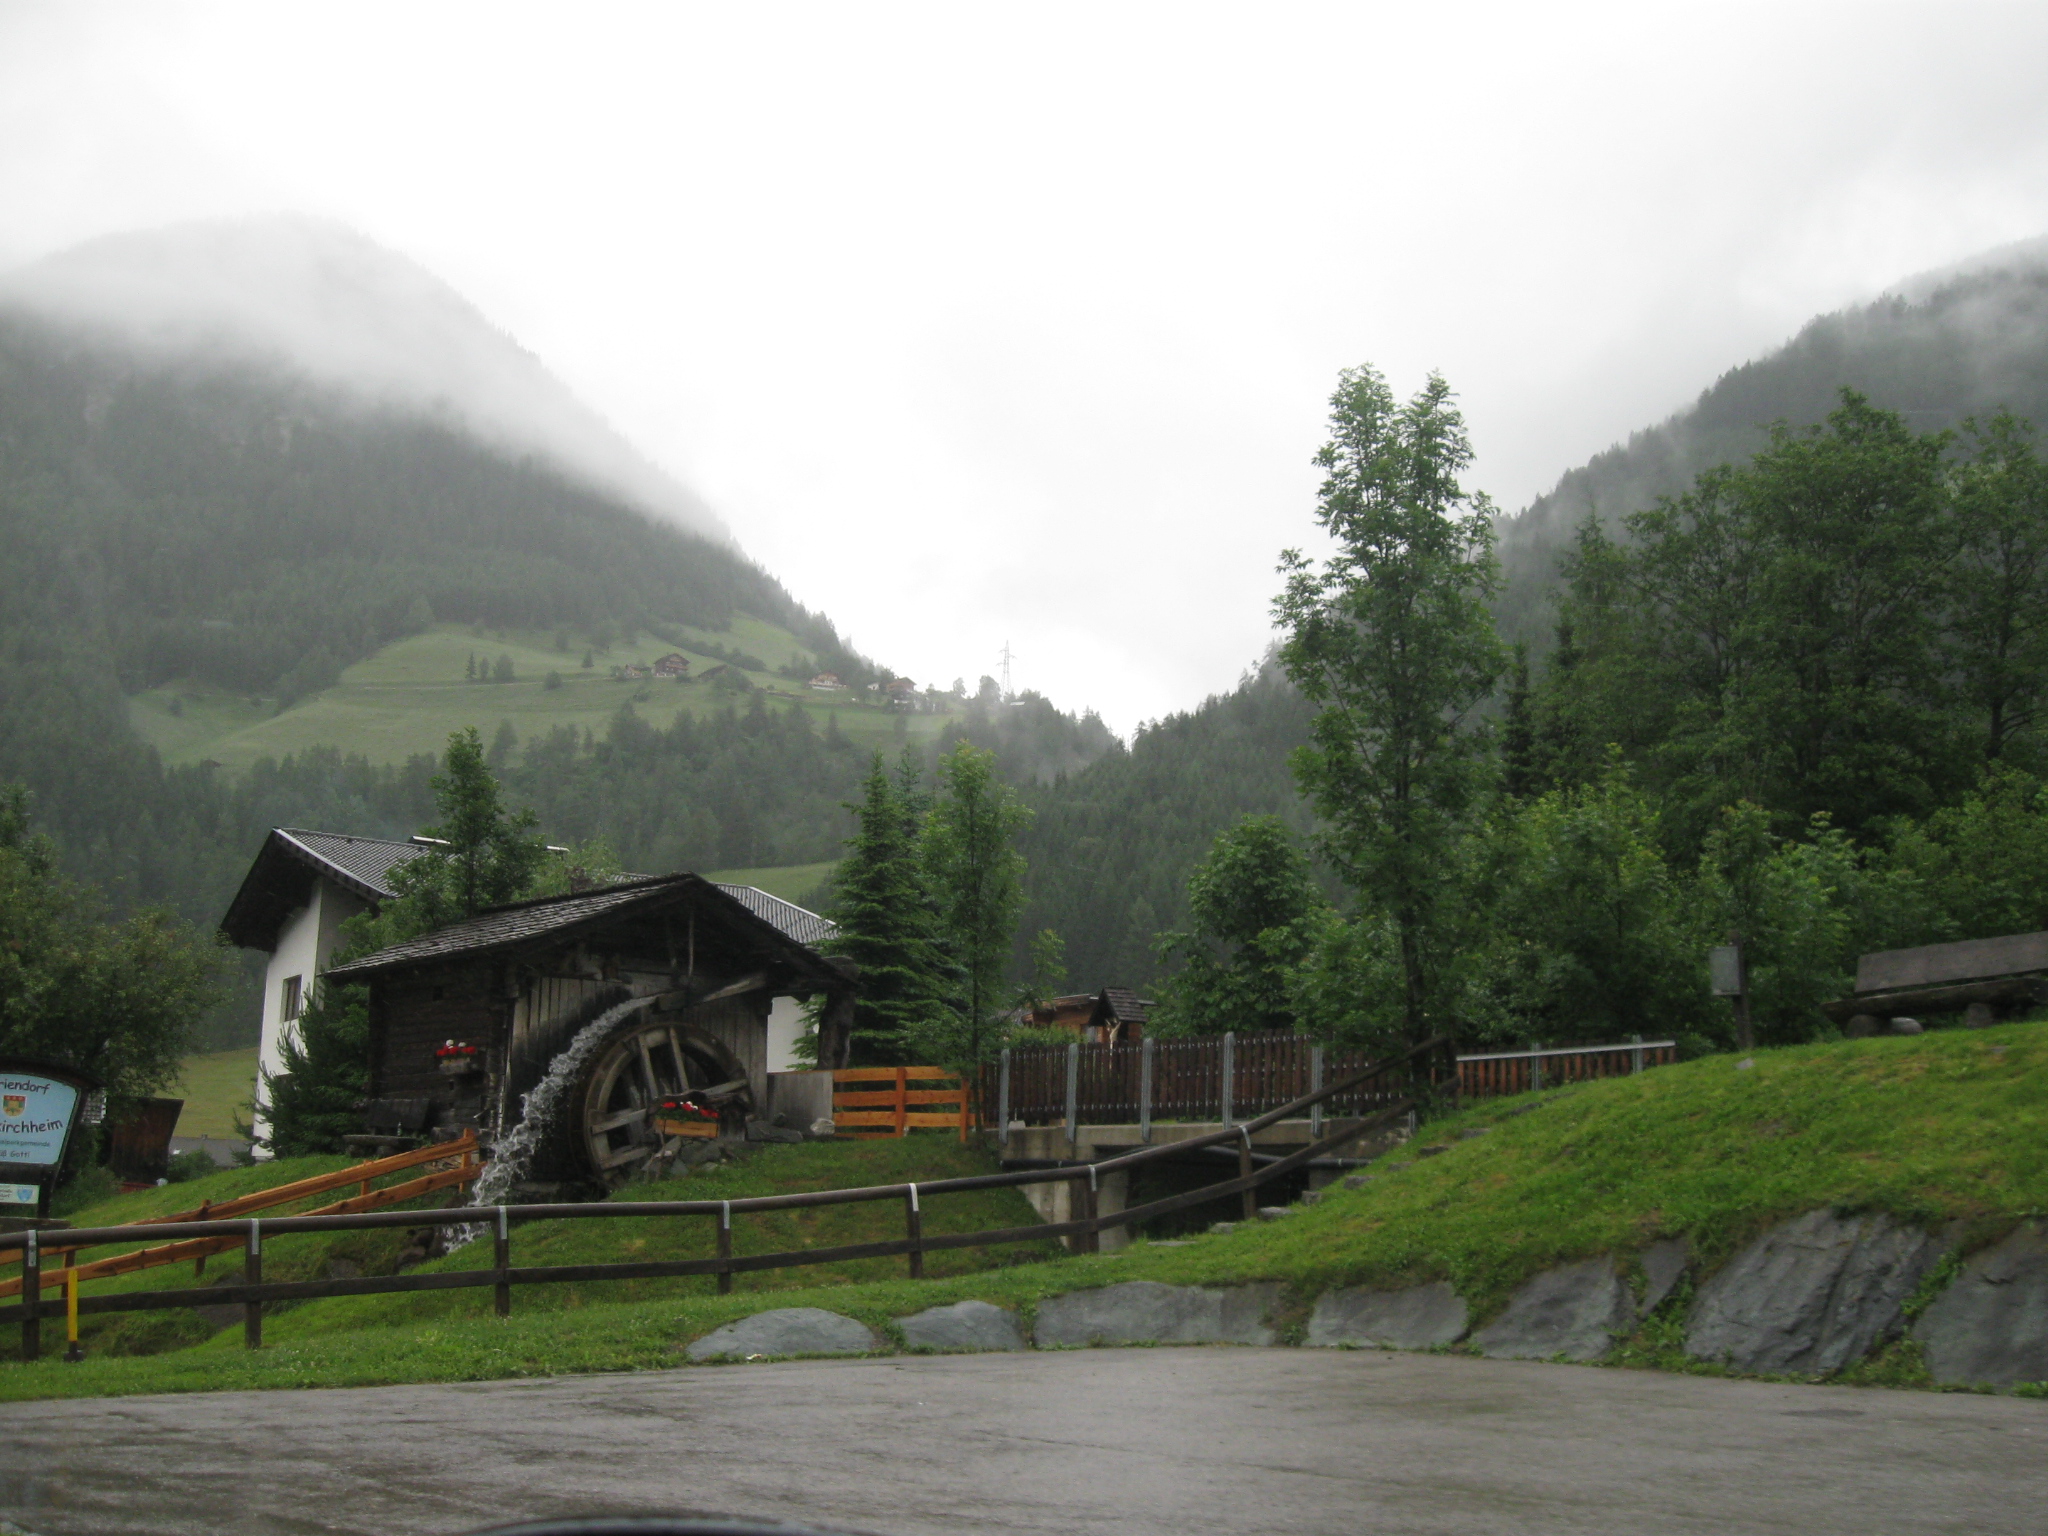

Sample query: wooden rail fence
[831,1066,975,1141]
[0,1040,1449,1361]
[0,1132,480,1299]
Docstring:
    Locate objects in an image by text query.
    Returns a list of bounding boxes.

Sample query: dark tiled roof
[326,876,688,979]
[220,827,429,951]
[277,829,427,899]
[1098,987,1152,1026]
[714,884,837,948]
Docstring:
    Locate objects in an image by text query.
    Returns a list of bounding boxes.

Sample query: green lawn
[172,1048,259,1140]
[130,622,953,772]
[7,1023,2040,1401]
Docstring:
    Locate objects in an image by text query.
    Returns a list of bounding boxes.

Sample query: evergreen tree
[259,980,373,1157]
[819,754,951,1065]
[921,742,1030,1066]
[1500,642,1539,798]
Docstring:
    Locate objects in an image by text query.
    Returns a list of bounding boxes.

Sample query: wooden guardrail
[832,1066,975,1141]
[0,1040,1449,1361]
[0,1133,480,1299]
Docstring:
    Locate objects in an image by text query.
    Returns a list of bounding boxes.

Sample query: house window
[281,974,304,1022]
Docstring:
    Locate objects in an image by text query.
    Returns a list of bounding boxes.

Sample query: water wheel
[576,1013,747,1183]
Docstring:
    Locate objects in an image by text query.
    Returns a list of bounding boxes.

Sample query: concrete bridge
[1002,1115,1409,1250]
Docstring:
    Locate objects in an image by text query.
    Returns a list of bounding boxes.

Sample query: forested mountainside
[1496,242,2048,643]
[1013,666,1315,989]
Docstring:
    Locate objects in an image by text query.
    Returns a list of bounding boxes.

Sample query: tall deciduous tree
[921,741,1029,1066]
[0,784,222,1106]
[1951,411,2048,764]
[1275,367,1504,1044]
[1152,815,1326,1037]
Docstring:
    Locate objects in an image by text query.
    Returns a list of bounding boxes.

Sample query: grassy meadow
[171,1048,259,1140]
[129,621,953,773]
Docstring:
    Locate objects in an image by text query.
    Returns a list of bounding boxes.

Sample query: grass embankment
[4,1023,2041,1401]
[128,621,951,773]
[171,1048,259,1140]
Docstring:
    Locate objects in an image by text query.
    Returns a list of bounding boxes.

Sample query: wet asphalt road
[1,1348,2043,1536]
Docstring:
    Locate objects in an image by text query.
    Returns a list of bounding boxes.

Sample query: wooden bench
[1821,931,2048,1033]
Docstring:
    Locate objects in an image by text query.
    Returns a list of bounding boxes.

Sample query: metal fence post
[717,1200,733,1295]
[1064,1042,1080,1149]
[1221,1032,1235,1127]
[243,1219,262,1350]
[494,1205,511,1318]
[1309,1044,1325,1140]
[997,1048,1011,1156]
[1140,1036,1155,1144]
[1531,1042,1544,1094]
[905,1184,924,1279]
[1631,1034,1644,1074]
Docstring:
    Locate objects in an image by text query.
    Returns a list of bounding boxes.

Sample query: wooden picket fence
[832,1066,976,1141]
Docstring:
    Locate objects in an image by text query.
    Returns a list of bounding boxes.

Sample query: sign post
[0,1059,100,1220]
[1708,937,1753,1051]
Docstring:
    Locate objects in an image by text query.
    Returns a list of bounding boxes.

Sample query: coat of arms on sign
[3,1095,24,1117]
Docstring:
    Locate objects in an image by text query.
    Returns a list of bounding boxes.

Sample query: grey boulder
[685,1307,878,1362]
[1914,1220,2048,1389]
[1033,1281,1279,1347]
[1475,1258,1635,1361]
[1307,1282,1469,1350]
[896,1300,1027,1353]
[1686,1209,1947,1374]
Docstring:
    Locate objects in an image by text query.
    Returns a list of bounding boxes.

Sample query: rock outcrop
[1033,1282,1279,1348]
[1685,1210,1946,1373]
[685,1308,879,1362]
[1474,1258,1635,1361]
[1914,1221,2048,1389]
[1306,1283,1469,1350]
[896,1300,1028,1352]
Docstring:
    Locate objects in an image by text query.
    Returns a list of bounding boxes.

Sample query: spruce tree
[821,754,950,1064]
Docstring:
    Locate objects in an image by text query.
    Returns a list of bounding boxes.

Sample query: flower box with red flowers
[435,1041,482,1077]
[653,1096,723,1139]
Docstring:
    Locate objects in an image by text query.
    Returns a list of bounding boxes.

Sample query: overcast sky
[5,2,2048,733]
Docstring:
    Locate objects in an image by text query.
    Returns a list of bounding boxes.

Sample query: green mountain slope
[1497,241,2048,643]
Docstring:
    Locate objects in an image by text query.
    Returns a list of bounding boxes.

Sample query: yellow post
[63,1254,82,1364]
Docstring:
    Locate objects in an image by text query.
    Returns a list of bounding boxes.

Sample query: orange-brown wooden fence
[832,1066,976,1140]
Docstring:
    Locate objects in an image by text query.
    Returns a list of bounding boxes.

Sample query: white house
[219,829,831,1153]
[219,829,430,1154]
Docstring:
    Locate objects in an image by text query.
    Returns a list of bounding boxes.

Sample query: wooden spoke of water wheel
[577,1015,738,1180]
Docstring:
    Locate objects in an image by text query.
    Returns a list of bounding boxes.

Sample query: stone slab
[685,1307,878,1362]
[1686,1209,1947,1374]
[1640,1238,1689,1314]
[1475,1257,1635,1361]
[1914,1220,2048,1389]
[1307,1282,1469,1350]
[1033,1281,1279,1347]
[896,1299,1028,1352]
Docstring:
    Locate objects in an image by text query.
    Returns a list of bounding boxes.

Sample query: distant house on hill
[809,672,842,691]
[613,663,652,680]
[884,677,917,709]
[652,653,691,678]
